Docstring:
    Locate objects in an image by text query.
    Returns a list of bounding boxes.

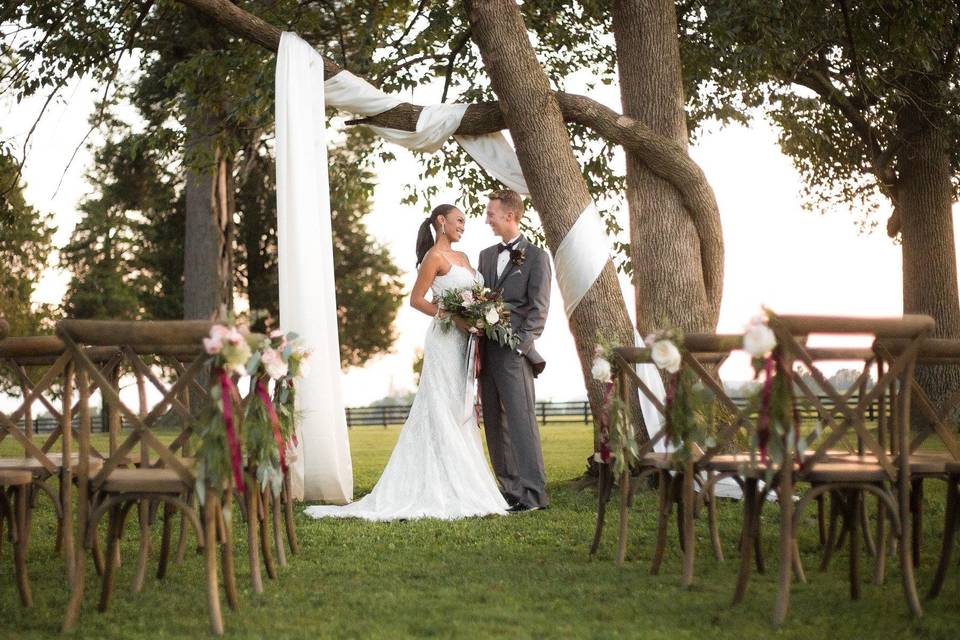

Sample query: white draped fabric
[275,33,352,503]
[277,32,732,502]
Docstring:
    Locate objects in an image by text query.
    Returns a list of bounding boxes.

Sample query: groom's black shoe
[507,503,547,514]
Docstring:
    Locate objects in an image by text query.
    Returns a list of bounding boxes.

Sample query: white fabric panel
[324,69,402,117]
[454,133,530,194]
[553,203,610,317]
[276,32,353,503]
[371,103,469,153]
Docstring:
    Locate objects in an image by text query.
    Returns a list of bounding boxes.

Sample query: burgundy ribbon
[256,380,287,473]
[756,354,776,465]
[473,338,483,425]
[218,369,246,493]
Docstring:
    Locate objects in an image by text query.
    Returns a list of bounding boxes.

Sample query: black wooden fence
[11,396,879,432]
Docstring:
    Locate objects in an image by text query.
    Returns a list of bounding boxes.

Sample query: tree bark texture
[896,113,960,413]
[463,0,636,428]
[613,0,721,334]
[183,112,234,321]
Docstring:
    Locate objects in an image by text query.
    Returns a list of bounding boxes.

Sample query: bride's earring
[439,221,446,236]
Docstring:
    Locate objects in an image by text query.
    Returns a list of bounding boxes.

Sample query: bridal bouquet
[437,284,520,349]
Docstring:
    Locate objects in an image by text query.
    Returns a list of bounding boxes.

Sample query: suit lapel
[482,247,497,288]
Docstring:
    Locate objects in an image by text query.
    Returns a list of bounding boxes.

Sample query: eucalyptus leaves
[194,322,311,504]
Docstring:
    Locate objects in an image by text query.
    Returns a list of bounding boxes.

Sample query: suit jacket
[478,236,552,373]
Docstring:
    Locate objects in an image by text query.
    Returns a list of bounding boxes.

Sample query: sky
[4,61,959,407]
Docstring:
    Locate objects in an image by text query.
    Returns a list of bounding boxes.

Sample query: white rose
[743,322,777,358]
[651,339,682,373]
[591,356,612,383]
[484,307,499,325]
[262,348,289,380]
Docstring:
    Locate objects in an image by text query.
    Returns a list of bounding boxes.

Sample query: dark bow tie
[498,240,520,253]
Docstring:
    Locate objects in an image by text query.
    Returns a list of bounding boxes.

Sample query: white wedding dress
[304,265,510,521]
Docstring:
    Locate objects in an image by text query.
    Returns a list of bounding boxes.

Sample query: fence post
[583,401,589,425]
[540,402,546,425]
[381,405,387,429]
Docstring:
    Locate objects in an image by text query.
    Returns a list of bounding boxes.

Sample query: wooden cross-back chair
[874,338,960,601]
[760,313,934,625]
[57,319,237,636]
[597,334,742,584]
[0,332,123,606]
[0,318,32,607]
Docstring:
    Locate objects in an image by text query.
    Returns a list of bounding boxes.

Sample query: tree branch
[175,0,722,298]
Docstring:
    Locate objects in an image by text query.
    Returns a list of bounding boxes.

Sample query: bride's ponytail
[415,218,435,267]
[415,203,458,267]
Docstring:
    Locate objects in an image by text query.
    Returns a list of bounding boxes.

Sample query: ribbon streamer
[256,380,288,473]
[218,369,247,494]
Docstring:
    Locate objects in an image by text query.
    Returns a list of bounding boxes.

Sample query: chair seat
[0,469,33,485]
[801,460,889,483]
[0,453,103,474]
[101,468,192,494]
[900,451,953,475]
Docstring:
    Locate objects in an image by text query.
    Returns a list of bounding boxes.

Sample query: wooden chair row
[593,313,952,625]
[0,319,300,635]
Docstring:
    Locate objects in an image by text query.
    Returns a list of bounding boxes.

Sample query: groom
[478,189,551,513]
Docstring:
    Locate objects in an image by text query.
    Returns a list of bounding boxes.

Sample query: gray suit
[477,236,551,508]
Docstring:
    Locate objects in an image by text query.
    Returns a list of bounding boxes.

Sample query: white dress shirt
[496,234,522,279]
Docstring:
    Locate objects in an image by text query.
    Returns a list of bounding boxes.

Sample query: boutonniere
[510,246,527,266]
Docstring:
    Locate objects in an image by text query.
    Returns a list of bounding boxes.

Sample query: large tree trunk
[613,0,720,335]
[183,112,234,320]
[464,0,635,429]
[897,114,960,413]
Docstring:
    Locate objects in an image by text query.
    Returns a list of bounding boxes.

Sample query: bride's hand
[451,315,475,334]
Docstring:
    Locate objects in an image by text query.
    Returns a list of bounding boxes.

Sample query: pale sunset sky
[4,61,959,407]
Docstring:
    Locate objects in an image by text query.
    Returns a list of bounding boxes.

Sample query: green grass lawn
[2,424,959,638]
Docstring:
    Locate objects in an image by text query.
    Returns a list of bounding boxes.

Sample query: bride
[304,204,509,521]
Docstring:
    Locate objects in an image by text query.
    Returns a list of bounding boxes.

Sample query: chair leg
[204,493,224,635]
[733,478,758,606]
[14,485,32,607]
[615,470,631,566]
[157,501,175,579]
[246,474,264,593]
[259,488,277,580]
[132,499,151,592]
[817,493,827,546]
[821,492,842,571]
[99,504,122,612]
[175,493,193,564]
[874,494,887,585]
[272,487,287,567]
[220,490,239,611]
[900,465,923,617]
[650,470,670,575]
[589,463,611,556]
[927,476,959,600]
[707,478,724,562]
[282,473,299,555]
[848,490,861,600]
[91,526,105,577]
[773,470,794,626]
[681,465,695,587]
[858,493,876,557]
[911,478,923,568]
